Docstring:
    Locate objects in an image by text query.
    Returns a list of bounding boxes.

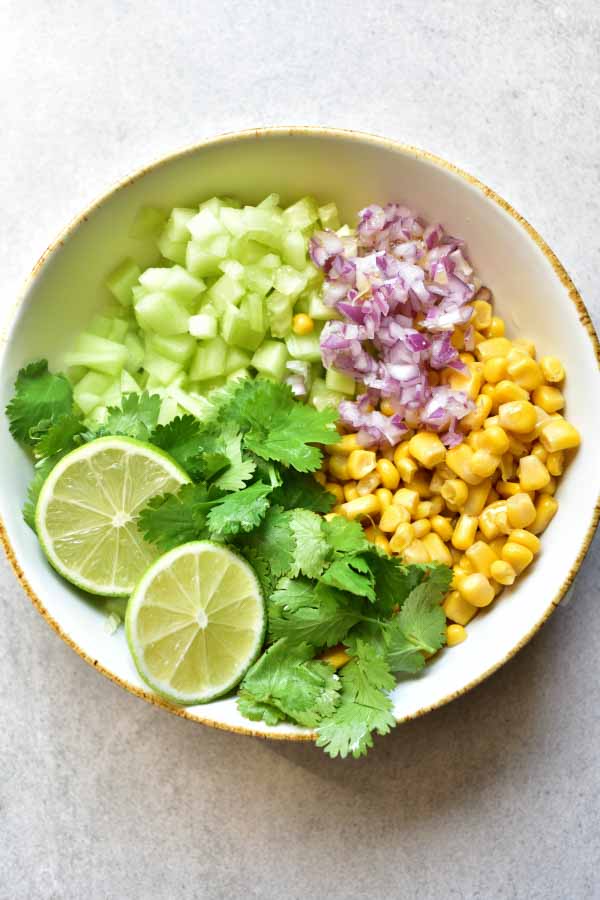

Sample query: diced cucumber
[221,305,264,350]
[67,365,88,385]
[132,285,149,305]
[139,267,172,291]
[189,313,218,340]
[325,367,356,395]
[285,331,323,362]
[206,273,245,310]
[108,319,129,343]
[140,265,205,305]
[158,396,181,426]
[189,377,227,395]
[257,253,281,271]
[308,291,342,321]
[186,239,229,278]
[257,193,280,210]
[219,259,245,281]
[309,378,345,411]
[243,207,283,249]
[156,233,187,265]
[337,224,353,237]
[244,264,273,296]
[282,230,307,271]
[135,292,189,336]
[85,404,109,427]
[188,336,228,381]
[143,350,183,386]
[64,333,128,376]
[187,208,227,242]
[103,379,123,408]
[251,340,289,381]
[150,333,196,365]
[124,333,145,373]
[274,265,307,298]
[242,293,265,333]
[225,347,252,375]
[230,237,267,265]
[227,367,251,382]
[106,258,142,308]
[168,386,213,419]
[164,208,196,242]
[220,207,246,236]
[88,315,113,338]
[318,202,341,230]
[129,206,167,240]
[121,370,142,394]
[73,372,113,414]
[198,197,226,215]
[266,291,294,338]
[282,196,319,231]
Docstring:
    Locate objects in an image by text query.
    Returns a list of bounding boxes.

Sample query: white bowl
[1,127,599,742]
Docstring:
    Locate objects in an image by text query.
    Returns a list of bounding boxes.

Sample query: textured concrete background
[1,2,599,898]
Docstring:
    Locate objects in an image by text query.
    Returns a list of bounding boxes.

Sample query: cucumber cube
[166,387,211,420]
[242,293,265,333]
[150,333,196,365]
[224,347,252,375]
[219,259,245,281]
[129,206,167,240]
[257,253,281,271]
[140,265,205,305]
[207,273,245,310]
[158,396,181,426]
[187,208,226,242]
[189,313,218,340]
[318,202,341,230]
[220,207,246,236]
[188,336,228,381]
[267,291,294,338]
[309,378,345,411]
[231,237,267,264]
[157,233,187,265]
[274,265,307,298]
[308,291,342,321]
[121,370,142,394]
[227,368,251,383]
[67,366,88,385]
[282,230,307,271]
[108,319,129,343]
[220,305,264,350]
[257,193,281,210]
[64,333,128,376]
[135,292,189,336]
[282,196,319,230]
[73,372,113,414]
[186,240,224,278]
[325,367,356,395]
[106,258,142,308]
[244,265,273,296]
[124,333,145,373]
[143,350,183,386]
[164,208,196,242]
[251,340,289,382]
[88,315,113,338]
[285,331,323,362]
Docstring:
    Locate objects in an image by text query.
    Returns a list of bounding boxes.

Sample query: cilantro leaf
[33,412,84,460]
[6,360,73,446]
[93,392,161,441]
[22,455,62,530]
[138,483,212,551]
[316,640,396,759]
[270,469,336,514]
[322,517,370,556]
[150,415,205,473]
[237,694,287,726]
[268,579,362,648]
[385,573,449,672]
[238,639,341,728]
[207,482,272,536]
[289,509,330,578]
[236,506,296,581]
[244,403,338,472]
[212,425,256,491]
[320,554,376,601]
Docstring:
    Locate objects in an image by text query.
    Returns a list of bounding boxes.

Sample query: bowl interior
[1,130,598,736]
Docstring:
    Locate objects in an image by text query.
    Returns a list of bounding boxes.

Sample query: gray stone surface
[1,1,599,898]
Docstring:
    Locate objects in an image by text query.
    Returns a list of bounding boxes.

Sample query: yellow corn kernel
[429,468,445,493]
[466,430,484,450]
[509,529,541,554]
[393,487,420,515]
[489,536,506,556]
[506,492,536,529]
[324,511,341,522]
[414,500,433,520]
[530,495,558,534]
[479,504,503,541]
[531,441,548,463]
[375,458,399,491]
[538,419,581,453]
[387,523,415,555]
[408,432,447,469]
[445,444,481,485]
[340,494,380,520]
[379,399,395,417]
[402,539,430,564]
[532,385,564,414]
[441,478,469,511]
[446,623,468,646]
[446,363,482,401]
[327,433,361,455]
[463,479,492,516]
[483,415,500,429]
[412,519,431,539]
[320,645,351,669]
[487,316,505,338]
[344,483,359,502]
[540,475,557,495]
[496,480,521,498]
[460,394,494,433]
[380,445,396,462]
[465,541,498,577]
[490,559,516,585]
[493,381,530,411]
[546,450,564,477]
[501,541,534,574]
[517,455,550,492]
[409,470,433,498]
[458,572,495,607]
[430,514,454,542]
[482,356,508,384]
[364,525,390,553]
[325,482,344,504]
[539,355,565,383]
[292,313,314,335]
[328,455,350,480]
[506,354,543,391]
[356,472,382,496]
[347,449,377,480]
[396,454,418,483]
[472,299,493,329]
[393,440,411,462]
[379,504,410,532]
[480,384,495,399]
[375,487,393,510]
[314,470,327,486]
[507,435,529,458]
[459,352,476,365]
[470,449,501,479]
[443,590,478,625]
[497,400,537,434]
[450,546,463,565]
[476,337,512,360]
[499,451,514,482]
[429,496,444,515]
[451,514,479,550]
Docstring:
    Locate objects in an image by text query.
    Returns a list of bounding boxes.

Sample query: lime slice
[35,436,190,597]
[126,541,265,705]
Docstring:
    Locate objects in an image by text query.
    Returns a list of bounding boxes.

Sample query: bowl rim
[1,124,599,743]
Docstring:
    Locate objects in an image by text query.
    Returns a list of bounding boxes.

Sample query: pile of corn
[318,290,581,649]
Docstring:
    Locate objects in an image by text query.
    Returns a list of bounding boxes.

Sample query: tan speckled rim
[1,126,599,744]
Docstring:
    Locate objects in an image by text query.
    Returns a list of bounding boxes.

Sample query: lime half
[35,436,190,597]
[126,541,265,705]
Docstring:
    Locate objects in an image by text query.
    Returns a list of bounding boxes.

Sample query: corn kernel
[429,496,444,515]
[471,449,501,478]
[447,363,482,401]
[463,479,492,516]
[451,514,479,550]
[498,400,537,433]
[531,442,548,463]
[340,494,380,520]
[507,435,529,458]
[517,455,550,492]
[325,482,344,504]
[483,415,500,429]
[356,472,382,496]
[532,385,564,414]
[489,536,506,557]
[493,381,530,410]
[314,471,327,486]
[324,511,341,522]
[414,501,433,520]
[446,623,468,646]
[347,449,377,480]
[530,495,558,534]
[539,355,565,383]
[538,419,581,452]
[461,395,494,434]
[412,519,431,539]
[393,488,420,515]
[476,337,512,360]
[501,541,534,574]
[540,475,557,495]
[506,354,543,390]
[364,525,390,552]
[380,399,395,417]
[509,529,541,554]
[292,313,314,335]
[380,504,410,532]
[410,470,433,498]
[329,433,361,455]
[546,451,564,477]
[375,487,393,509]
[483,356,508,384]
[490,559,516,585]
[328,455,350,480]
[465,541,498,577]
[320,645,351,669]
[430,515,454,542]
[344,483,359,501]
[487,316,505,338]
[458,572,495,607]
[441,478,469,511]
[408,432,447,469]
[506,492,536,528]
[396,455,418,482]
[496,480,521,498]
[375,458,399,491]
[479,505,502,541]
[402,539,430,564]
[445,444,482,485]
[472,299,493,329]
[443,590,478,625]
[430,467,446,495]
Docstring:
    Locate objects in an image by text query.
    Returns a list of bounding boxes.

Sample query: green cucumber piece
[282,196,318,230]
[121,370,142,394]
[266,291,294,338]
[124,333,145,373]
[220,306,264,350]
[188,313,218,340]
[108,319,129,343]
[64,333,128,376]
[73,372,113,415]
[88,315,113,338]
[156,233,187,265]
[150,333,196,365]
[244,264,273,296]
[140,265,205,305]
[187,208,227,242]
[282,230,307,271]
[163,208,196,242]
[230,237,267,264]
[285,331,322,362]
[227,367,251,383]
[143,350,183,386]
[106,258,142,308]
[242,293,265,333]
[224,347,252,375]
[158,396,181,426]
[309,378,345,411]
[257,193,281,210]
[219,259,245,281]
[134,292,189,336]
[206,273,245,310]
[188,336,228,381]
[274,265,307,298]
[325,368,356,395]
[318,202,341,230]
[251,340,289,381]
[220,207,246,236]
[308,291,342,321]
